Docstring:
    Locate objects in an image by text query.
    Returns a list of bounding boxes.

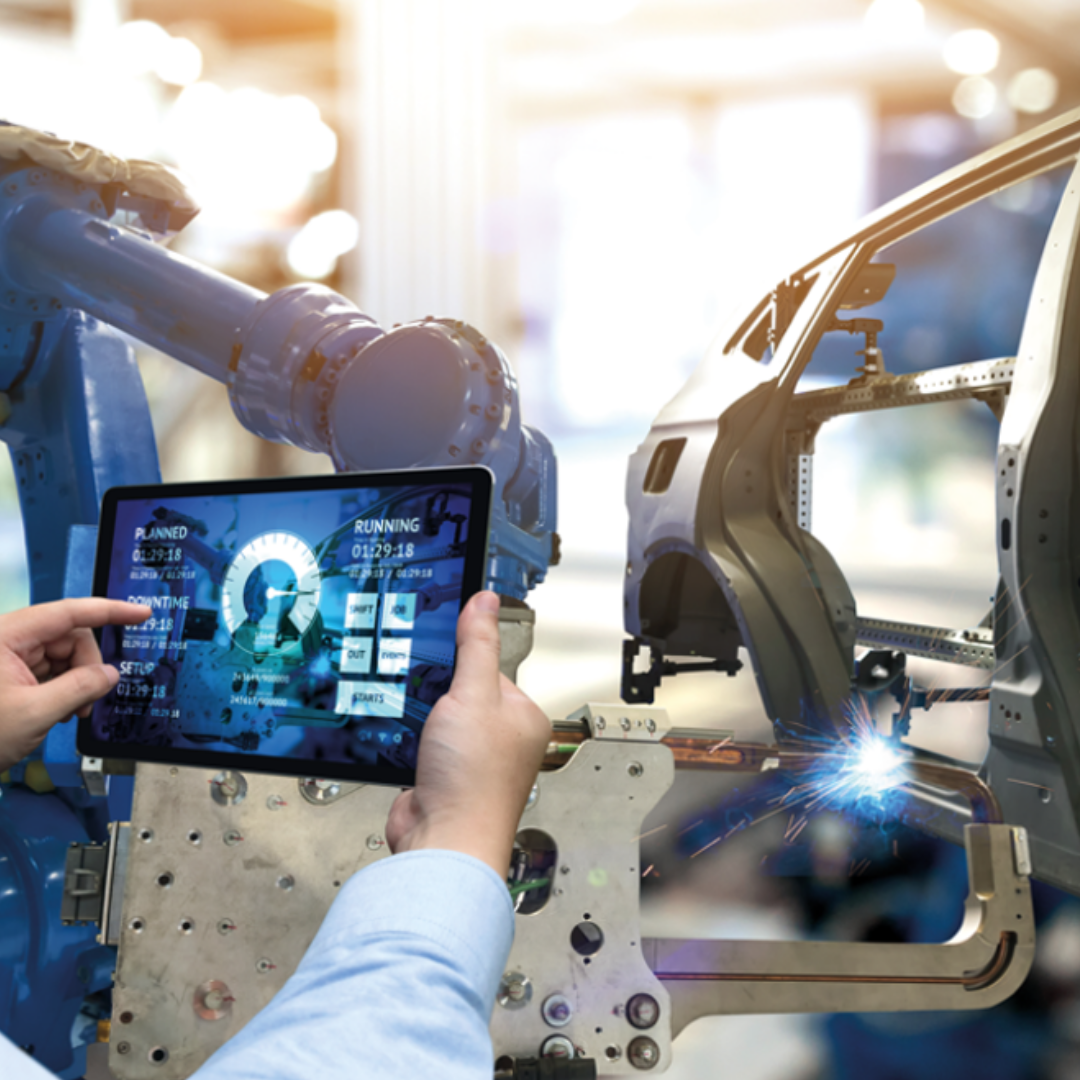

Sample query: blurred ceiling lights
[1007,67,1059,114]
[942,28,1001,76]
[165,83,337,214]
[109,19,202,86]
[286,209,360,280]
[511,0,640,24]
[952,75,997,119]
[863,0,925,37]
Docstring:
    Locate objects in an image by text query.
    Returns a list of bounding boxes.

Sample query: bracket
[620,639,741,705]
[645,823,1033,1032]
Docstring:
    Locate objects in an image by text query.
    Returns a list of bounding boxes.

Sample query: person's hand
[0,598,152,772]
[386,591,551,877]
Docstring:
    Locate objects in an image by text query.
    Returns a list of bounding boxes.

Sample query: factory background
[2,1,1079,1077]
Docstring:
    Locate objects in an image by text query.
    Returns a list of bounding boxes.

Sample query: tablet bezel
[77,466,494,786]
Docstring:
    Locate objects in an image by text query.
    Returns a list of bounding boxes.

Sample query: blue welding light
[843,736,907,798]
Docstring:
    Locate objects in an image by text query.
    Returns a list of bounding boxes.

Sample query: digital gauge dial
[221,532,321,657]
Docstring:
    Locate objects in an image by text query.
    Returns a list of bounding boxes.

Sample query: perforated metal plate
[112,735,674,1077]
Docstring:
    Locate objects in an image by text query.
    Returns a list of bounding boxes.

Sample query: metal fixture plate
[492,737,674,1072]
[567,704,671,742]
[112,737,674,1078]
[110,764,397,1078]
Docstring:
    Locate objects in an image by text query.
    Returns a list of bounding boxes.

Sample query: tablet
[78,467,493,786]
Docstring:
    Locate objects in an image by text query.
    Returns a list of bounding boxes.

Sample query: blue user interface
[90,480,481,775]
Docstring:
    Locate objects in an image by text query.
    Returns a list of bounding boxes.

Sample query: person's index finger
[69,625,104,671]
[5,598,152,647]
[451,591,502,698]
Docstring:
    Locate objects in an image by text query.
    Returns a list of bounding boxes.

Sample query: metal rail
[545,726,1002,822]
[786,356,1014,425]
[855,617,996,669]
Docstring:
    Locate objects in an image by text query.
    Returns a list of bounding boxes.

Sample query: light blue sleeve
[0,1033,58,1080]
[193,849,515,1080]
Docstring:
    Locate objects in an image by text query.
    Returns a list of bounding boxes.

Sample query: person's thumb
[18,664,119,730]
[451,591,501,698]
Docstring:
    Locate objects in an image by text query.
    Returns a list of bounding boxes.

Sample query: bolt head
[628,1036,661,1070]
[497,972,532,1009]
[627,993,660,1029]
[541,993,573,1027]
[541,1035,576,1060]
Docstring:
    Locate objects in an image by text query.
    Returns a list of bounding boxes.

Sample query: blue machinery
[0,129,557,1076]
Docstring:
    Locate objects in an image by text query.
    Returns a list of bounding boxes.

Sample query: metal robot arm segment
[0,141,556,598]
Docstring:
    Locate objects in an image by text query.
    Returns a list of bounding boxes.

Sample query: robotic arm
[0,124,557,604]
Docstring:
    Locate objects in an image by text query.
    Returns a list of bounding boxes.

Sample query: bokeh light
[863,0,926,38]
[287,210,361,280]
[952,75,997,119]
[155,37,203,87]
[1007,67,1059,115]
[109,20,203,86]
[512,0,639,23]
[943,28,1001,76]
[164,83,337,214]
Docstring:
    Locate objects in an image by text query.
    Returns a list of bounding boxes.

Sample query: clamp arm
[646,822,1033,1032]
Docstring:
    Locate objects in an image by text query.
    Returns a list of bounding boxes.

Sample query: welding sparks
[850,738,906,788]
[676,696,919,866]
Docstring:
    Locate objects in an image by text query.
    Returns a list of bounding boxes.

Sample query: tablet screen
[79,467,492,785]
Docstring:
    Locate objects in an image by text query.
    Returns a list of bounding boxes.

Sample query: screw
[117,1043,131,1055]
[217,919,236,935]
[366,834,386,851]
[595,716,606,730]
[211,770,247,806]
[621,717,632,732]
[266,794,287,811]
[541,993,573,1027]
[541,1035,575,1059]
[223,830,243,846]
[646,718,657,734]
[628,762,644,778]
[255,958,275,974]
[497,972,532,1009]
[194,979,234,1021]
[560,865,570,875]
[299,777,344,804]
[628,1036,661,1070]
[627,993,660,1029]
